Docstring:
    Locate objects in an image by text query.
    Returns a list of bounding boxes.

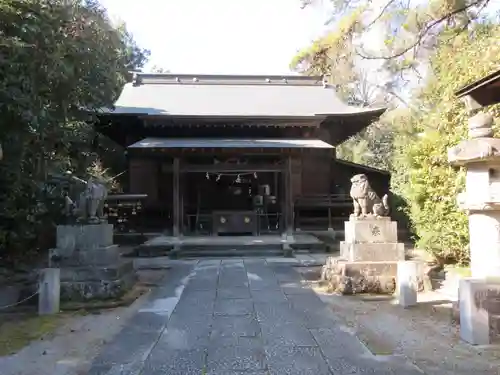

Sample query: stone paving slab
[265,346,331,375]
[210,315,260,342]
[86,258,423,375]
[217,286,252,300]
[143,348,206,375]
[260,322,318,347]
[206,338,267,372]
[250,289,288,303]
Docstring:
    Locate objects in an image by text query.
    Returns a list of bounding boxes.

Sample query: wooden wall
[129,158,159,206]
[299,128,334,196]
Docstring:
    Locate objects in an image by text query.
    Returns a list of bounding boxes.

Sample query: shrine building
[95,73,389,240]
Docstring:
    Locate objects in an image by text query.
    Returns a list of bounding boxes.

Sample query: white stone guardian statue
[79,177,108,223]
[64,172,108,223]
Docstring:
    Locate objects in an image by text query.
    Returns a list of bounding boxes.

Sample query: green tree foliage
[297,0,500,264]
[391,24,500,264]
[0,0,149,259]
[336,118,394,170]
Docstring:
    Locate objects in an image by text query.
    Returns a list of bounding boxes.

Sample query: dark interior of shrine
[183,170,282,235]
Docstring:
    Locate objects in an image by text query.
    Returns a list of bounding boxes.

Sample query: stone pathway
[88,259,422,375]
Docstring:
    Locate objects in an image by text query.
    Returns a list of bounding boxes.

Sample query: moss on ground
[0,313,67,356]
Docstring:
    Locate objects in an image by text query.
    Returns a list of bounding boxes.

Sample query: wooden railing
[294,194,352,230]
[104,194,148,233]
[295,194,351,208]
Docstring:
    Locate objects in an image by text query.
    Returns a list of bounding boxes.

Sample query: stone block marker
[50,223,136,301]
[459,278,500,345]
[38,268,60,315]
[397,261,419,308]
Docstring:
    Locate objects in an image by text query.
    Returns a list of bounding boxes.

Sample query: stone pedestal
[322,217,419,294]
[340,217,404,262]
[56,224,113,253]
[468,212,500,278]
[397,261,419,307]
[459,278,500,345]
[50,223,135,301]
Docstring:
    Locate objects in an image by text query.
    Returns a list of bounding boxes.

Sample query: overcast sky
[100,0,334,74]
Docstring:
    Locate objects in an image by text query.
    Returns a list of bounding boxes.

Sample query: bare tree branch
[356,0,489,60]
[364,0,397,30]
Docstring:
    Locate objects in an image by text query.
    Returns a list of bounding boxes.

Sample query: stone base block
[397,261,419,307]
[321,259,398,294]
[60,270,136,301]
[321,257,425,295]
[56,223,113,254]
[458,278,500,345]
[59,260,134,282]
[340,242,405,262]
[345,217,397,243]
[51,245,121,266]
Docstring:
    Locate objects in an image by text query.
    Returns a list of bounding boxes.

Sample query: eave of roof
[128,137,334,149]
[334,158,390,175]
[455,68,500,97]
[454,68,500,108]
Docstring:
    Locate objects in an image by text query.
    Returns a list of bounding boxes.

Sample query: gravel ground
[310,281,500,375]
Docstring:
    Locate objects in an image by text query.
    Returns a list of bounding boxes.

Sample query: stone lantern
[449,112,500,277]
[448,111,500,344]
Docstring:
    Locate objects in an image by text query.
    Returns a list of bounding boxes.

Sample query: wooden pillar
[170,158,181,259]
[328,149,334,233]
[282,156,294,257]
[172,157,180,237]
[283,156,294,235]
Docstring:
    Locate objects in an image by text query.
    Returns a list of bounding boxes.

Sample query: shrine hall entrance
[183,170,282,236]
[127,137,335,239]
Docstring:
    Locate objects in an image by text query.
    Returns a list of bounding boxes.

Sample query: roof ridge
[130,72,325,87]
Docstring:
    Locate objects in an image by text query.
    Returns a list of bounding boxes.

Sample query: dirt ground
[0,268,168,375]
[304,272,500,375]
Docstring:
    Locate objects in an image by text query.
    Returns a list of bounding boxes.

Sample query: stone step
[114,233,147,246]
[290,242,327,252]
[175,245,285,258]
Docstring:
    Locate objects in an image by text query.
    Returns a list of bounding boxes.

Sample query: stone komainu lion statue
[349,174,389,217]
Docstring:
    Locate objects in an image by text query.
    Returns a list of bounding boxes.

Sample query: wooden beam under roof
[140,116,325,128]
[455,68,500,108]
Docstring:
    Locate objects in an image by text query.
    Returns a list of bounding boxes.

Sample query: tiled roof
[107,73,385,117]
